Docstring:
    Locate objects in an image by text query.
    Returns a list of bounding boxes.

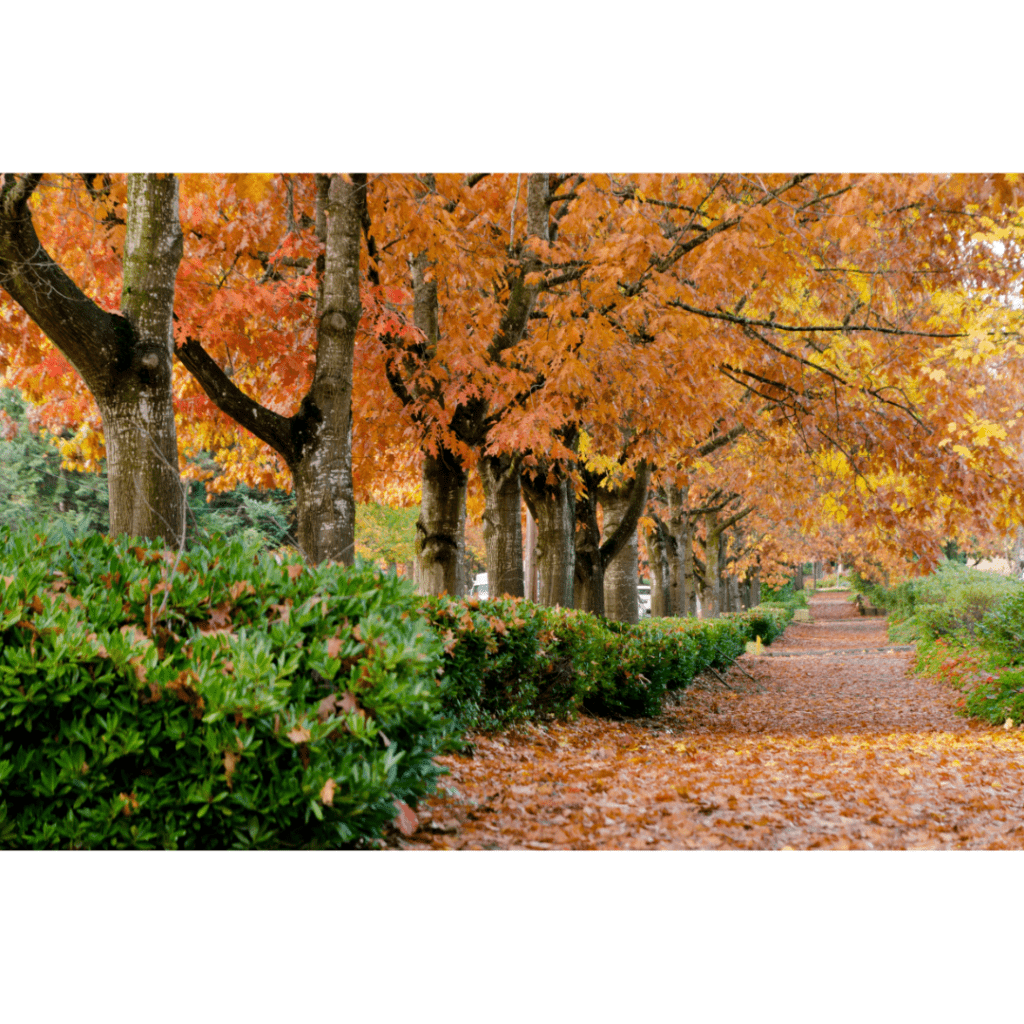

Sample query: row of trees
[2,172,1023,620]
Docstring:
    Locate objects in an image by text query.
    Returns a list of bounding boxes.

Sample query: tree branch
[176,335,298,464]
[0,172,127,392]
[599,462,652,571]
[666,298,963,339]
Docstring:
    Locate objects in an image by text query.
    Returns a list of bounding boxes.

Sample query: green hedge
[425,598,790,725]
[1,520,796,847]
[0,528,454,849]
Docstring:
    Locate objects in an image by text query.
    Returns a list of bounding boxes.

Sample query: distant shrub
[978,586,1024,660]
[424,597,791,726]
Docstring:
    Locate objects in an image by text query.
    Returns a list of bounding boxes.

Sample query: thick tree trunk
[601,486,640,624]
[666,483,692,616]
[682,522,697,615]
[479,453,524,598]
[0,173,186,545]
[727,574,740,613]
[751,568,761,607]
[107,174,185,544]
[648,519,671,617]
[524,505,538,602]
[573,472,605,616]
[290,175,360,564]
[522,472,575,608]
[704,511,722,618]
[176,173,362,564]
[575,464,650,618]
[415,448,467,596]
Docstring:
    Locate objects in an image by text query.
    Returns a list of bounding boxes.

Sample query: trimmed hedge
[0,528,454,849]
[424,597,790,725]
[1,519,795,848]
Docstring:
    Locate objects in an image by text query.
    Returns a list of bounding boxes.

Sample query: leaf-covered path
[397,592,1024,849]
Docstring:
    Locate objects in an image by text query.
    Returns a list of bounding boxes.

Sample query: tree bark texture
[647,519,671,617]
[291,175,360,563]
[479,453,524,598]
[109,174,186,544]
[666,483,690,617]
[176,174,362,564]
[601,485,641,624]
[416,449,467,596]
[410,250,467,595]
[704,510,722,618]
[524,505,538,602]
[574,464,650,618]
[522,471,575,608]
[0,173,185,545]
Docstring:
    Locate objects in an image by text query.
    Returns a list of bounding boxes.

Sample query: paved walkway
[400,591,1024,849]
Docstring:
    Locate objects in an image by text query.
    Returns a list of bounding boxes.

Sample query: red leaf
[393,800,417,836]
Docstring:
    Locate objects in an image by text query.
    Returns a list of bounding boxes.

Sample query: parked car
[471,572,488,599]
[637,584,652,616]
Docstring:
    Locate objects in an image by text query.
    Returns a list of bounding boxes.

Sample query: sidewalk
[397,591,1024,849]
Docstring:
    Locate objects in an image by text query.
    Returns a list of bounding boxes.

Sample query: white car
[470,572,488,599]
[637,584,652,616]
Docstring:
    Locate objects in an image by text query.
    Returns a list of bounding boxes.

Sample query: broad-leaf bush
[0,527,453,849]
[866,563,1024,727]
[425,597,790,726]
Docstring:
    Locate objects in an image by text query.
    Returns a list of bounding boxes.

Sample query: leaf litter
[388,592,1024,850]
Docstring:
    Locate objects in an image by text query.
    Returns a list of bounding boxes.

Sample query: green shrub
[760,579,808,608]
[876,563,1020,641]
[977,585,1024,660]
[420,595,792,728]
[422,596,606,729]
[0,527,453,849]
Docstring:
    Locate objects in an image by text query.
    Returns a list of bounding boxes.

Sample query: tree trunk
[704,511,722,618]
[794,564,805,591]
[727,574,740,613]
[666,483,688,616]
[1010,528,1024,576]
[522,471,575,608]
[575,464,650,618]
[290,175,360,564]
[524,505,538,602]
[0,173,186,545]
[601,486,640,624]
[175,173,362,564]
[106,174,186,544]
[574,471,605,616]
[683,520,697,615]
[479,453,524,598]
[415,448,468,595]
[648,519,671,617]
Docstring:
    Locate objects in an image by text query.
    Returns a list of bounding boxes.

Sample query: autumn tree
[175,173,362,564]
[0,173,185,544]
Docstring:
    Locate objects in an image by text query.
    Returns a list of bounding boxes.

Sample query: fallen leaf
[393,799,418,836]
[223,749,239,789]
[318,694,338,722]
[320,778,336,806]
[338,691,366,719]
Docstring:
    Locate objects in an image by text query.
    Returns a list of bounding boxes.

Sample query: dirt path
[397,591,1024,849]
